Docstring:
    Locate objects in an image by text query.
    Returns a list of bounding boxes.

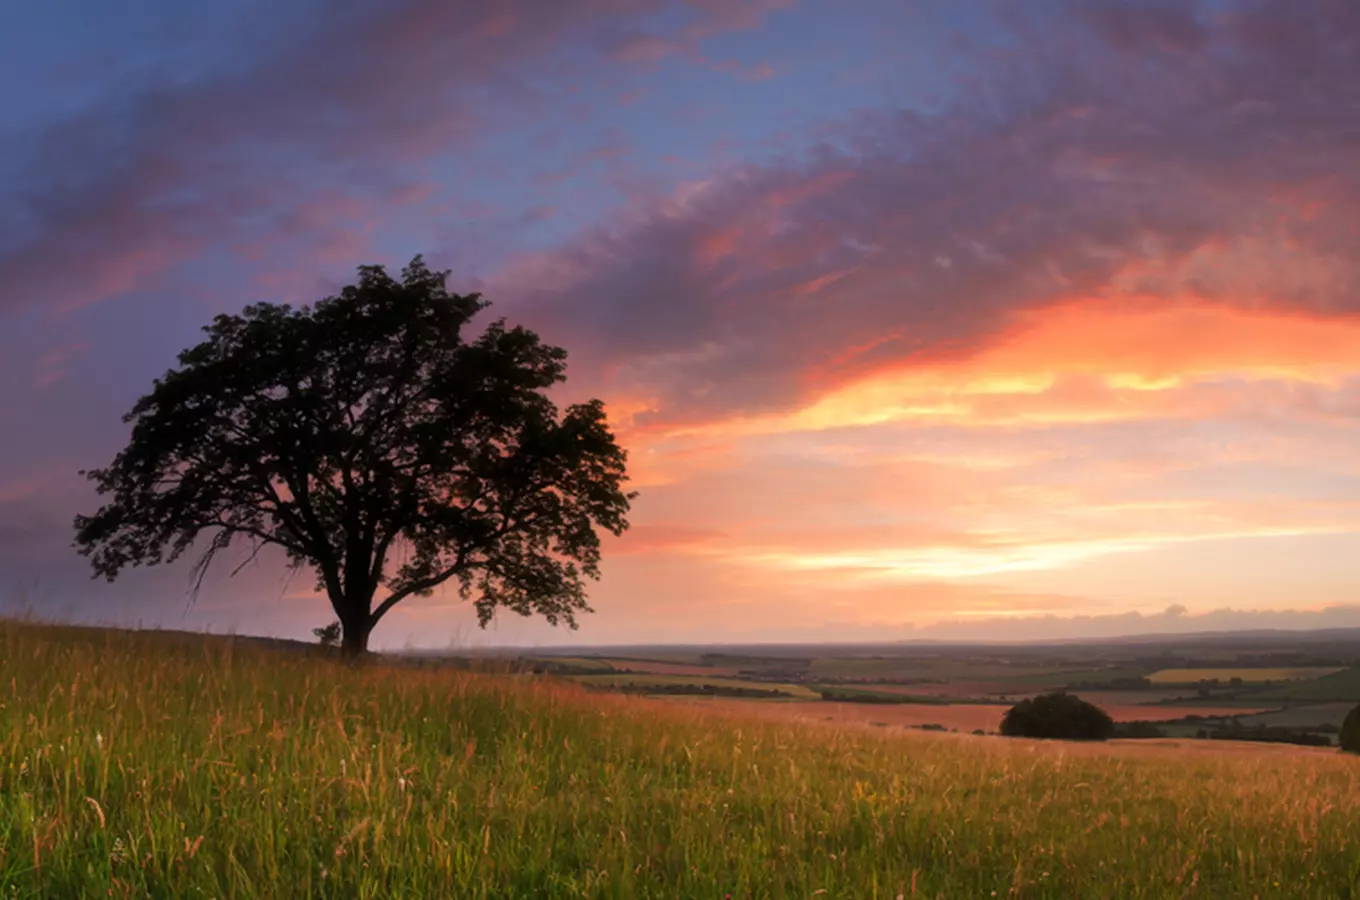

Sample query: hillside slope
[2,621,1358,898]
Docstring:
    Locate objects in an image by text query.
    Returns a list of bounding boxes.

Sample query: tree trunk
[340,617,371,658]
[331,582,376,659]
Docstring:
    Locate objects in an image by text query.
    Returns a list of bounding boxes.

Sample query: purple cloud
[495,0,1360,427]
[1,0,792,316]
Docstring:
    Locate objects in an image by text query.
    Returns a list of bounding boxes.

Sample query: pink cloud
[703,58,776,81]
[2,0,787,318]
[31,341,89,389]
[607,523,728,555]
[600,0,791,67]
[495,1,1360,432]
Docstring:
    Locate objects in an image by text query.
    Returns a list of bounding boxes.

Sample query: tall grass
[2,620,1359,898]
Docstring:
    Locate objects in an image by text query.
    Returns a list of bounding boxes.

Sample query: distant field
[664,698,1015,733]
[570,672,821,699]
[5,622,1360,898]
[1069,689,1199,706]
[532,656,747,677]
[595,658,744,677]
[1006,666,1153,686]
[1230,703,1356,730]
[657,698,1276,730]
[805,657,1063,682]
[810,685,949,704]
[1257,667,1360,702]
[531,655,618,670]
[846,680,1032,699]
[1148,667,1343,685]
[1101,705,1276,723]
[841,684,1198,706]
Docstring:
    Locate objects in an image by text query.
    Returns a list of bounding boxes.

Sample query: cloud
[498,0,1360,430]
[911,603,1360,643]
[599,0,790,65]
[607,523,728,554]
[5,0,1360,647]
[1077,0,1210,54]
[31,341,89,389]
[0,0,790,316]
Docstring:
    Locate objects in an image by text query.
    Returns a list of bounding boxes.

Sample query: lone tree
[1000,691,1115,741]
[1342,703,1360,754]
[74,258,632,656]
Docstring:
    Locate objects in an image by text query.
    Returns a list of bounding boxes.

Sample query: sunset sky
[3,0,1360,648]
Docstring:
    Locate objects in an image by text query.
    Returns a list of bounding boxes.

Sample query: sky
[2,0,1360,649]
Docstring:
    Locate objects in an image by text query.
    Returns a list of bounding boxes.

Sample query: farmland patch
[1147,667,1342,685]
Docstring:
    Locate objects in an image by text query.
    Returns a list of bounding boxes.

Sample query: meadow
[4,622,1360,898]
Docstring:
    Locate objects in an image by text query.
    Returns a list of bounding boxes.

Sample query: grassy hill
[2,621,1359,898]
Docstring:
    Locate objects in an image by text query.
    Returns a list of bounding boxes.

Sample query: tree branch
[370,547,470,626]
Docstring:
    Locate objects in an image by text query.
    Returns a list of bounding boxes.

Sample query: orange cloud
[634,301,1360,439]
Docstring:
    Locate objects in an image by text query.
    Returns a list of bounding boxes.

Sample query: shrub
[1341,703,1360,753]
[1000,692,1114,741]
[312,621,341,648]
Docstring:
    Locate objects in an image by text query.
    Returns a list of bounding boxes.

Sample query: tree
[1342,703,1360,754]
[74,257,633,656]
[1000,692,1114,741]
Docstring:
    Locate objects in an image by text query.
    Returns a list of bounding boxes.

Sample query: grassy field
[4,622,1360,898]
[1147,667,1343,685]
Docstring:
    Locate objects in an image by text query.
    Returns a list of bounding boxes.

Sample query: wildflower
[95,732,104,749]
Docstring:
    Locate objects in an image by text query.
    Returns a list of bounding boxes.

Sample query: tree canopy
[1342,703,1360,754]
[1000,692,1115,742]
[74,257,633,655]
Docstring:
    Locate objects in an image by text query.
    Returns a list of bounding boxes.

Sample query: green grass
[4,621,1360,898]
[1148,667,1343,685]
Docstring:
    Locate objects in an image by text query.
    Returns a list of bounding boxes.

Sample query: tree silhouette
[74,258,632,656]
[1342,703,1360,753]
[1000,691,1115,741]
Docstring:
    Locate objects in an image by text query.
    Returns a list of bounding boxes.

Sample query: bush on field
[1000,692,1114,741]
[1342,703,1360,753]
